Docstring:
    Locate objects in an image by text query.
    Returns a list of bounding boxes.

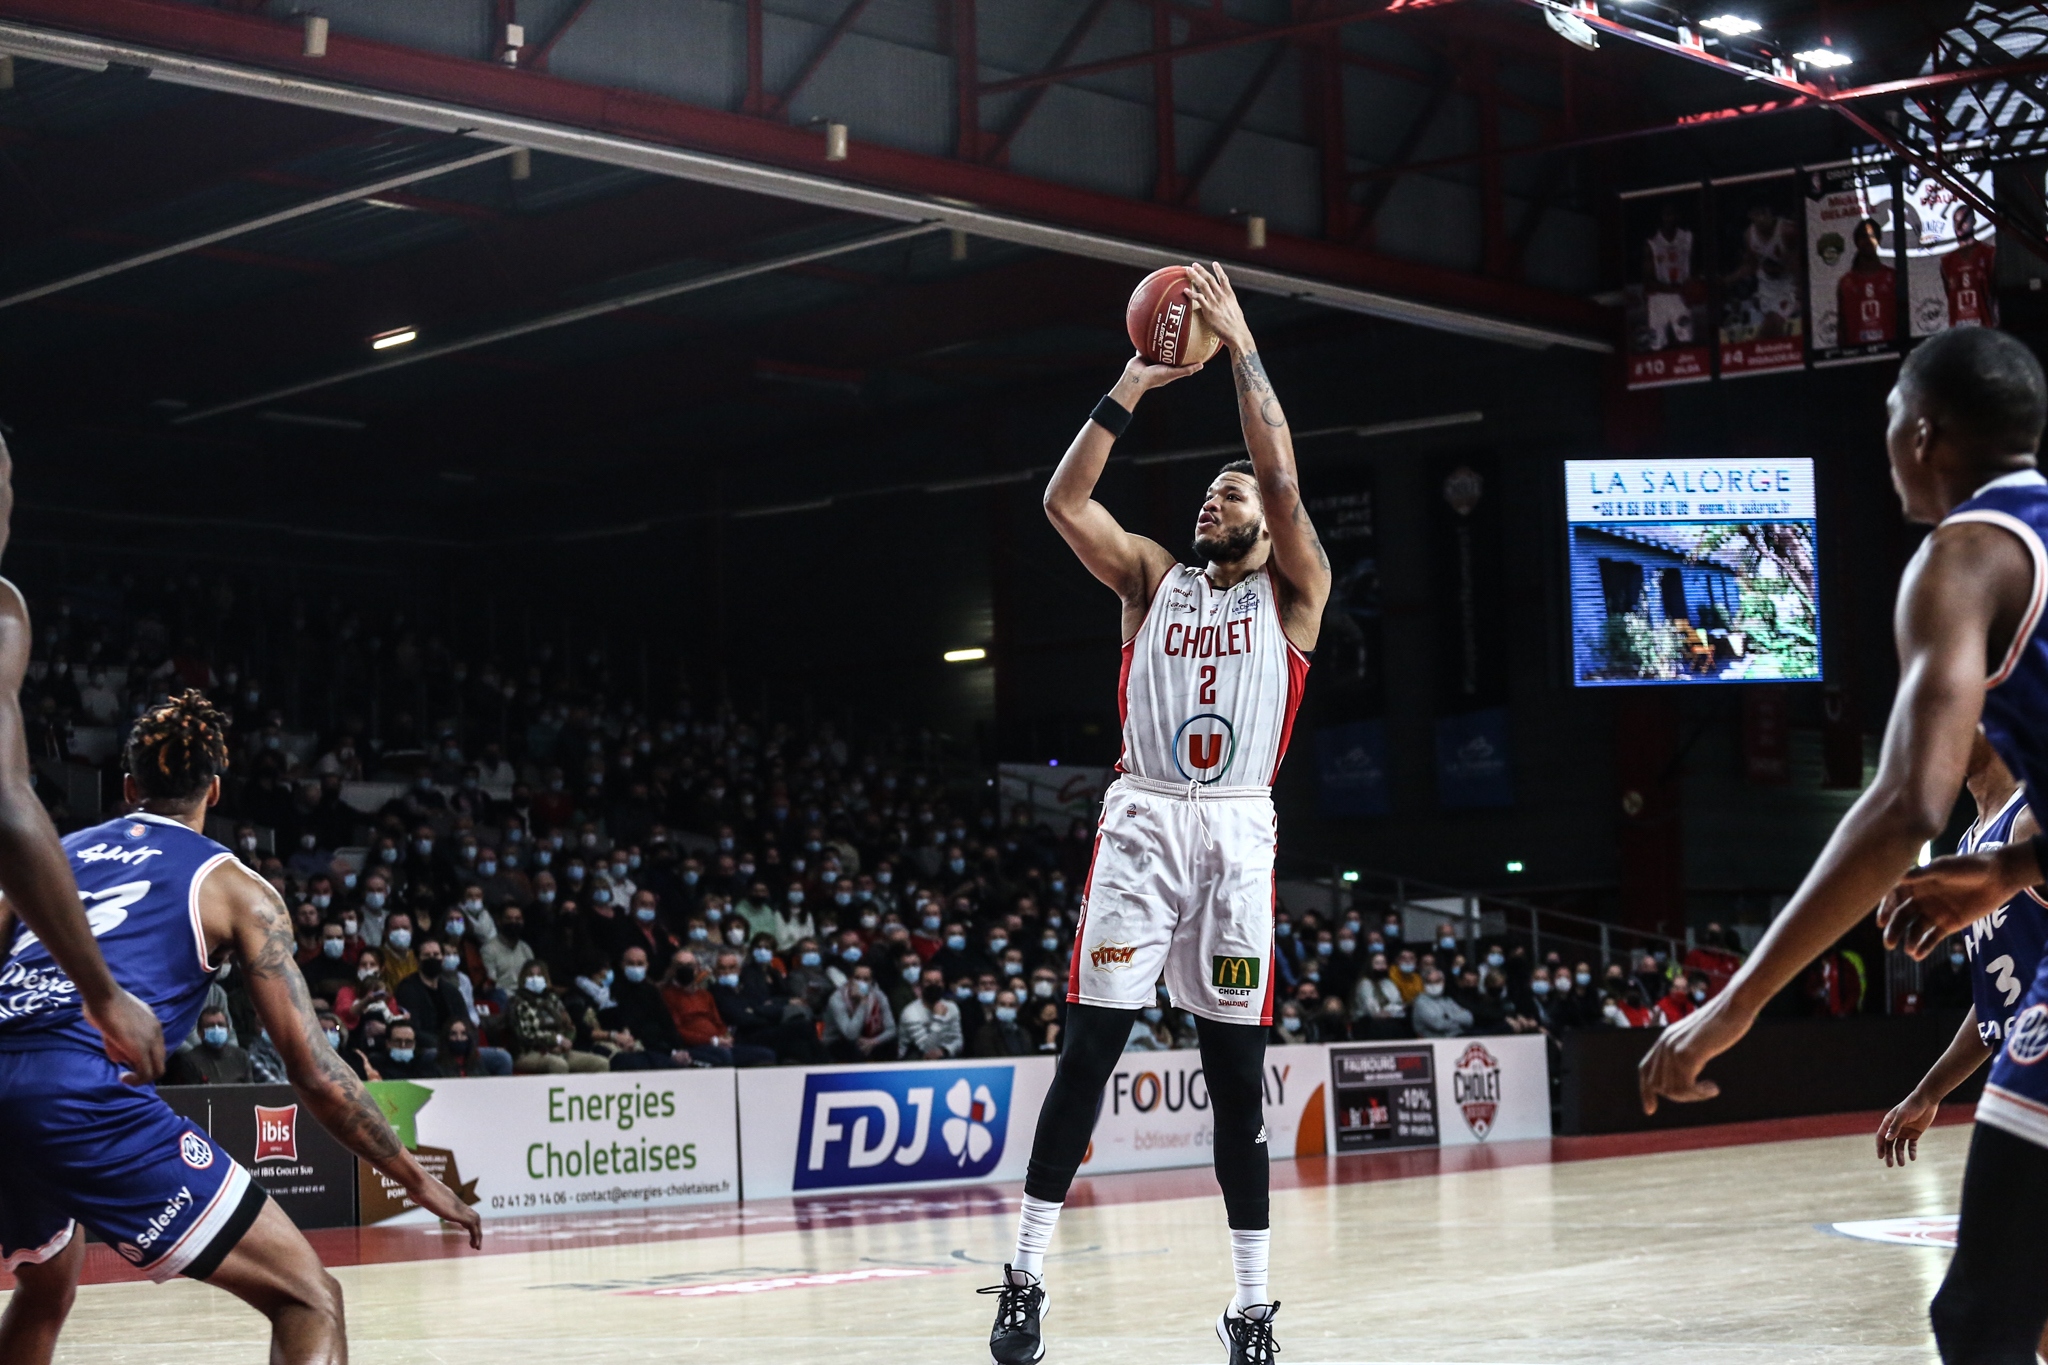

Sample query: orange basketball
[1126,265,1221,367]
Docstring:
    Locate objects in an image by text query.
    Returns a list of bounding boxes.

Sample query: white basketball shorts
[1646,291,1694,347]
[1067,774,1277,1027]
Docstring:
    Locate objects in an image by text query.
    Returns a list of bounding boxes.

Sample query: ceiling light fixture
[1794,47,1852,68]
[370,328,417,351]
[943,648,986,663]
[1698,15,1761,35]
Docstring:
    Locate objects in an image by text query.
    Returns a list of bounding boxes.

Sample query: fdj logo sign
[794,1067,1013,1190]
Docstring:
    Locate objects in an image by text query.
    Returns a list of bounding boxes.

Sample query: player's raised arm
[211,860,482,1248]
[1183,263,1331,645]
[1640,520,2027,1112]
[0,440,164,1083]
[1044,355,1196,629]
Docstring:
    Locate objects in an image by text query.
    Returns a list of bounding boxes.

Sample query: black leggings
[1022,1003,1270,1230]
[1931,1122,2048,1363]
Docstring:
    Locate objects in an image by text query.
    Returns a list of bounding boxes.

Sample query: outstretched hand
[408,1169,484,1250]
[1876,1089,1938,1167]
[1183,261,1252,352]
[1120,353,1204,393]
[1637,994,1749,1115]
[1880,850,2022,959]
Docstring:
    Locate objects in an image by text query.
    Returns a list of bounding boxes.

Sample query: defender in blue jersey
[1635,325,2048,1364]
[1875,738,2046,1169]
[0,692,480,1365]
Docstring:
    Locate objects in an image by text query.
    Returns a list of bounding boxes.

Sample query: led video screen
[1566,458,1820,687]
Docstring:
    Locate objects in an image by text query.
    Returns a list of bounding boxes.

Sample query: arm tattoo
[246,884,401,1162]
[1231,350,1288,429]
[1291,500,1332,571]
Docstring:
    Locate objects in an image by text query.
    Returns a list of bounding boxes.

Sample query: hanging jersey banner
[1713,172,1807,378]
[1806,159,1901,366]
[1902,165,1998,338]
[1622,183,1713,389]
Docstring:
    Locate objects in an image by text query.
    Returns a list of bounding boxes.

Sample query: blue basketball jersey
[1956,789,2048,1043]
[0,812,235,1054]
[1948,471,2048,799]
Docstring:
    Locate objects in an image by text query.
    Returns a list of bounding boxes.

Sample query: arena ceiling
[0,0,2019,549]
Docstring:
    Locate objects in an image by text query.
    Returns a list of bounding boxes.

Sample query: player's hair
[125,689,231,803]
[1900,325,2048,457]
[1217,459,1254,479]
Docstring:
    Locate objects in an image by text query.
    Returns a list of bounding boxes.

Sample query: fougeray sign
[361,1072,739,1224]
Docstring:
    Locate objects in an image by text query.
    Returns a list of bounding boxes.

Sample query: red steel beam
[525,0,597,73]
[979,0,1447,96]
[0,0,1608,334]
[764,0,874,120]
[952,0,982,159]
[980,0,1115,166]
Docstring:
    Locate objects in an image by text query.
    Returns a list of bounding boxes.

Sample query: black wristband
[1089,394,1133,439]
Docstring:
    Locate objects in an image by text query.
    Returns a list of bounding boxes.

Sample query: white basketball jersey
[1648,229,1692,285]
[1747,219,1793,277]
[1118,564,1309,787]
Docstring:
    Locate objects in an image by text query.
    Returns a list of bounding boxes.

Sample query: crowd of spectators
[5,568,1819,1082]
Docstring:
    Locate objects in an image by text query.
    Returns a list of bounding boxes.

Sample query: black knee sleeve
[1932,1123,2048,1365]
[1023,1003,1135,1204]
[1197,1016,1269,1230]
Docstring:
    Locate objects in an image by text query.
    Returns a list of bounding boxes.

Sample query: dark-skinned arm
[212,860,482,1247]
[0,436,164,1081]
[1182,262,1332,647]
[1639,521,2028,1112]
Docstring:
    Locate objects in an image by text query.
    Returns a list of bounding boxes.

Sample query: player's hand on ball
[1182,261,1252,352]
[1881,850,2020,959]
[409,1169,485,1249]
[84,986,165,1085]
[1637,994,1746,1115]
[1120,352,1204,392]
[1876,1090,1938,1167]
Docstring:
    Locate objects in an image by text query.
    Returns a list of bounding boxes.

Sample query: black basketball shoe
[1216,1301,1280,1365]
[981,1264,1048,1364]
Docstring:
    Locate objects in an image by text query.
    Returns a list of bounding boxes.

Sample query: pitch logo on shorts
[1452,1042,1503,1138]
[794,1066,1013,1190]
[1090,941,1137,971]
[2006,1004,2048,1065]
[1173,713,1237,784]
[254,1103,300,1163]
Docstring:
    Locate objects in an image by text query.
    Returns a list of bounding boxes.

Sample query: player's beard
[1192,522,1260,565]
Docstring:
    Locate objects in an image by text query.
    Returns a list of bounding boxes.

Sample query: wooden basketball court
[17,1109,1968,1365]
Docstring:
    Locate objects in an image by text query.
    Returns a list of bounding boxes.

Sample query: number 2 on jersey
[1197,664,1217,706]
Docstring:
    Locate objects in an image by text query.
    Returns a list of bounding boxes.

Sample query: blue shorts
[1982,957,2048,1149]
[0,1048,262,1282]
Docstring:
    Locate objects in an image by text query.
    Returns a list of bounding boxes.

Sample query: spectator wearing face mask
[1024,968,1064,1022]
[1412,968,1473,1039]
[709,949,818,1064]
[773,882,816,951]
[663,951,774,1067]
[380,911,419,991]
[596,946,690,1071]
[1657,970,1711,1026]
[439,895,491,984]
[824,965,897,1063]
[481,906,536,992]
[742,933,788,996]
[734,880,779,942]
[784,938,836,1017]
[166,1007,253,1085]
[374,1021,439,1080]
[1352,953,1408,1039]
[438,1019,490,1079]
[899,969,965,1060]
[476,846,530,910]
[1605,980,1658,1028]
[618,889,677,962]
[511,962,607,1074]
[304,920,357,997]
[1270,1000,1310,1045]
[1126,993,1172,1052]
[887,951,925,1017]
[396,940,470,1059]
[970,989,1032,1057]
[1921,937,1975,1010]
[1388,950,1425,1006]
[1325,926,1362,1002]
[317,1009,372,1080]
[354,871,394,947]
[932,922,976,982]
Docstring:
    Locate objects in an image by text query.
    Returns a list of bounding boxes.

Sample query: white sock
[1012,1194,1062,1279]
[1230,1228,1270,1310]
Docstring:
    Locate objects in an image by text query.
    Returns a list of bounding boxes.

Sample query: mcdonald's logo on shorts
[1212,955,1260,990]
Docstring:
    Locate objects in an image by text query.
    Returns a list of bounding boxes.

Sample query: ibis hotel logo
[253,1103,300,1163]
[1452,1042,1503,1139]
[794,1066,1013,1190]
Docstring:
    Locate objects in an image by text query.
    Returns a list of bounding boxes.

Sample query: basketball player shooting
[0,691,481,1365]
[1637,325,2048,1363]
[982,261,1329,1365]
[0,434,164,1089]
